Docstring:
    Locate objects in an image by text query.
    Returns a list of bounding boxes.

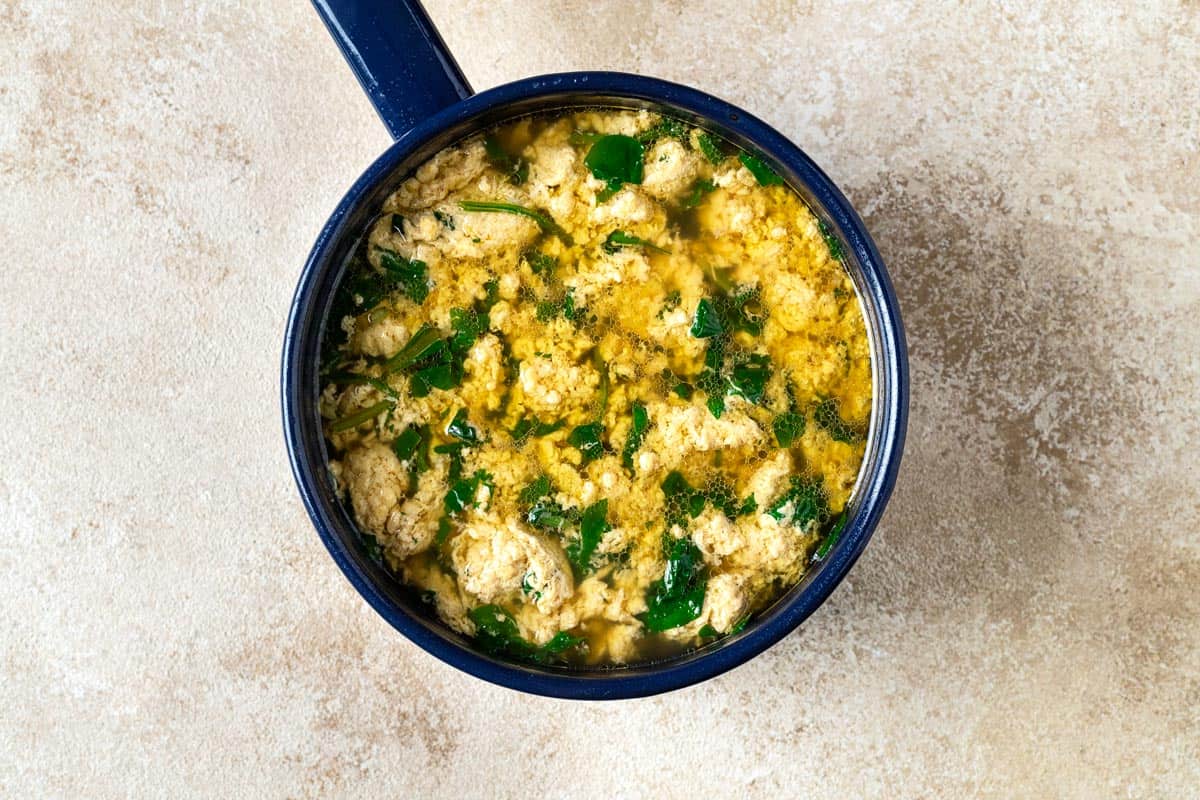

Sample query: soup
[319,109,872,666]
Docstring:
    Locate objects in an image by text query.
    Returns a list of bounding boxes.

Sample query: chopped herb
[681,179,715,209]
[642,537,707,632]
[658,290,682,318]
[384,324,444,374]
[449,307,486,353]
[390,214,406,236]
[483,135,528,185]
[469,604,584,664]
[434,515,453,545]
[768,475,828,529]
[434,442,467,481]
[527,499,577,534]
[814,397,860,443]
[698,624,719,640]
[584,134,645,201]
[727,354,771,404]
[813,512,848,562]
[445,408,479,443]
[818,219,845,261]
[621,402,650,471]
[457,200,573,245]
[689,298,724,338]
[730,614,751,634]
[567,499,610,576]
[518,475,551,506]
[697,132,725,164]
[567,422,604,464]
[636,117,688,145]
[409,362,458,397]
[444,469,492,516]
[377,249,429,304]
[521,573,542,601]
[602,229,670,255]
[433,210,455,230]
[660,471,708,529]
[391,425,424,462]
[535,287,577,323]
[772,411,806,447]
[330,400,391,433]
[512,417,564,440]
[673,382,694,400]
[738,152,784,186]
[524,250,557,277]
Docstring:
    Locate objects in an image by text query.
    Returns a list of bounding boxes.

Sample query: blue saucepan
[282,0,909,699]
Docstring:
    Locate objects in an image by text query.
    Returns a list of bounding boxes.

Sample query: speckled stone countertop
[2,1,1197,797]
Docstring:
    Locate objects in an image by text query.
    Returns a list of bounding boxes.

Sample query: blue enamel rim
[282,72,908,699]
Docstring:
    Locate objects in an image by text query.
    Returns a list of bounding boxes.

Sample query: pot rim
[282,71,908,699]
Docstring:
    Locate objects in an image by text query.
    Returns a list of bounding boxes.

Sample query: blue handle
[311,0,474,140]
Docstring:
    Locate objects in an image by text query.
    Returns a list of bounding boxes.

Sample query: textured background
[2,1,1198,797]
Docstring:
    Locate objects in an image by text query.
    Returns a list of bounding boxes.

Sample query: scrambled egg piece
[323,109,872,666]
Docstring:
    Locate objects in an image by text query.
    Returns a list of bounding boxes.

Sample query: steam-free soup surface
[321,109,871,666]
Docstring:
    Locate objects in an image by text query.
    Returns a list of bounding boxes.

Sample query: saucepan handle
[310,0,474,140]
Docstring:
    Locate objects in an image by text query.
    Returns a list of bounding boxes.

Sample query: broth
[319,108,872,666]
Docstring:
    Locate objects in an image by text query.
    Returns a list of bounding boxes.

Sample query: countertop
[2,1,1197,797]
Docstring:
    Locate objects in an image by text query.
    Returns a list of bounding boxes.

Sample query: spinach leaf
[817,219,845,261]
[566,499,610,576]
[767,475,828,529]
[483,135,529,185]
[689,298,724,338]
[636,117,688,146]
[434,442,467,481]
[727,354,771,404]
[444,469,492,516]
[518,475,551,507]
[772,411,806,448]
[445,408,479,443]
[409,362,459,397]
[658,290,681,318]
[660,471,707,529]
[642,537,707,632]
[697,132,725,165]
[391,424,424,462]
[738,152,783,186]
[621,402,650,471]
[813,512,848,562]
[567,422,604,463]
[390,214,406,236]
[384,324,444,374]
[449,307,487,353]
[457,200,573,245]
[469,604,584,663]
[433,210,455,230]
[535,288,577,322]
[524,249,557,277]
[377,249,429,304]
[584,135,644,201]
[510,416,564,441]
[329,400,391,433]
[681,179,715,209]
[814,397,860,443]
[527,499,578,534]
[602,229,670,255]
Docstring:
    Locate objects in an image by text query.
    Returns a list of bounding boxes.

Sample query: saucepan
[282,0,908,699]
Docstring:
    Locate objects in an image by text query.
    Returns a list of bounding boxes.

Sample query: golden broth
[319,109,871,666]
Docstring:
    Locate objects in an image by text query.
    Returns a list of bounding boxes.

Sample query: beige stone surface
[2,0,1198,796]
